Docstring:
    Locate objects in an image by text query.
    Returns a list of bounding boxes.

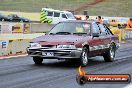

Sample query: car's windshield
[48,22,91,35]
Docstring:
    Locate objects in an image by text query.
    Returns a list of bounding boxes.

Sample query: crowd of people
[84,15,132,28]
[75,14,132,29]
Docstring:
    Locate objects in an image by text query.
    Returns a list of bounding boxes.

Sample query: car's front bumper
[27,48,82,59]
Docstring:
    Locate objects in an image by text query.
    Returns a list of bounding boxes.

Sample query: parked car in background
[0,13,11,21]
[40,8,76,24]
[27,20,119,66]
[8,14,30,22]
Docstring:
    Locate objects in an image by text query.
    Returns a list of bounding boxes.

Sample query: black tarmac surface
[0,43,132,88]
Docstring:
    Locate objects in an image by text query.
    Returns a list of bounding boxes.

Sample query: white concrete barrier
[0,33,44,56]
[0,40,9,56]
[30,23,54,33]
[0,39,30,56]
[0,22,54,34]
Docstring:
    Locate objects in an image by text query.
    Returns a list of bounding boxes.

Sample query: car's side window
[103,24,112,35]
[92,23,100,34]
[54,12,60,17]
[98,24,109,36]
[47,11,53,16]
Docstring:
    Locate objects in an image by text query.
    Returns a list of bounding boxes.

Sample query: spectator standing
[85,15,89,20]
[97,16,103,23]
[127,18,132,28]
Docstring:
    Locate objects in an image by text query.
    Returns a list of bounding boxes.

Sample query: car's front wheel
[103,44,116,62]
[79,47,89,67]
[33,57,43,65]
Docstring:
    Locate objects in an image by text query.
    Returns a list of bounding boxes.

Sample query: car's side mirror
[92,33,99,37]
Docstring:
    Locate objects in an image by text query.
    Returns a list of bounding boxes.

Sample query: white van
[41,8,76,24]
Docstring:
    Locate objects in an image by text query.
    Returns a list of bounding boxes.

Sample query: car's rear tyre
[79,47,89,67]
[103,44,116,62]
[33,57,43,65]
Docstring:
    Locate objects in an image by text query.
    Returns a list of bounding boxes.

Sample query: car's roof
[8,14,18,16]
[42,8,72,14]
[60,20,98,24]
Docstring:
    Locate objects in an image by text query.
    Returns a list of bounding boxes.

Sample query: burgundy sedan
[27,21,119,66]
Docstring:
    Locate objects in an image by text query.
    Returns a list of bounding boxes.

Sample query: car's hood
[31,35,89,45]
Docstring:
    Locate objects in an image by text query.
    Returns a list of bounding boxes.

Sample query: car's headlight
[56,45,76,49]
[29,43,41,48]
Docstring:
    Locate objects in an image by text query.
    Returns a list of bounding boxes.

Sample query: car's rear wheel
[103,44,116,62]
[33,57,43,65]
[79,47,89,67]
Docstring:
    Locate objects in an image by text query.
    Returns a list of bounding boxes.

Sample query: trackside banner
[23,23,31,33]
[12,23,23,33]
[1,23,12,33]
[0,40,9,49]
[0,23,31,34]
[125,29,132,40]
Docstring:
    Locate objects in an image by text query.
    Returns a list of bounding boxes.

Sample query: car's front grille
[54,51,71,56]
[28,51,42,55]
[28,49,72,57]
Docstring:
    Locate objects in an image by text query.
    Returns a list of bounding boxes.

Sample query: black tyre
[33,57,43,65]
[79,47,89,67]
[103,44,116,62]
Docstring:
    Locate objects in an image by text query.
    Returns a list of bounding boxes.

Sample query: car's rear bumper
[27,48,82,59]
